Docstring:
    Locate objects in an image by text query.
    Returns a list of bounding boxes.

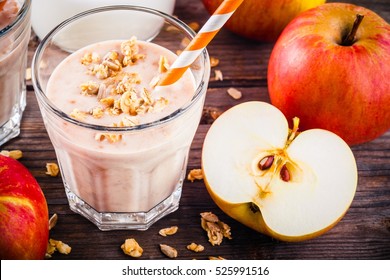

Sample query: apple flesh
[202,0,326,42]
[268,3,390,145]
[0,155,49,259]
[202,102,358,241]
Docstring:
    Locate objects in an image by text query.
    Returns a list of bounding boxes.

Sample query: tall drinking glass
[32,6,210,230]
[0,0,31,146]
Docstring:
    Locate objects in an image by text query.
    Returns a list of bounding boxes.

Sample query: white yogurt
[31,0,176,49]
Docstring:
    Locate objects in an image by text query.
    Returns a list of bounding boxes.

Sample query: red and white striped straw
[158,0,244,86]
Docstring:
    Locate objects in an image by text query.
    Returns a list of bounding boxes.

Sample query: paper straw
[158,0,244,86]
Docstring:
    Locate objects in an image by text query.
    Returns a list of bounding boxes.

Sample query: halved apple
[202,101,358,241]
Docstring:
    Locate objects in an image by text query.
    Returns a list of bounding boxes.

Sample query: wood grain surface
[2,0,389,260]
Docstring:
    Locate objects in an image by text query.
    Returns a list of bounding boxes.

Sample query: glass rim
[0,0,31,37]
[32,5,210,132]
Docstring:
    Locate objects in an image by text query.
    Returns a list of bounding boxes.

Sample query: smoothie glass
[32,6,210,231]
[0,0,31,146]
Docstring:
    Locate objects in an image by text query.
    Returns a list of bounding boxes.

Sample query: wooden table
[3,0,389,260]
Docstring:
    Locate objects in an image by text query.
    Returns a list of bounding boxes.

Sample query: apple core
[202,102,358,241]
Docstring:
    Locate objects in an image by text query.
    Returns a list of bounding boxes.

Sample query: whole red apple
[0,155,49,259]
[268,3,390,145]
[202,0,326,42]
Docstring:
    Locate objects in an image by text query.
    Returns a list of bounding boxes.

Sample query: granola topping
[71,37,175,144]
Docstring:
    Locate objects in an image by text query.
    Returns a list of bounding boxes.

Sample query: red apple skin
[0,155,49,260]
[268,3,390,145]
[202,0,326,42]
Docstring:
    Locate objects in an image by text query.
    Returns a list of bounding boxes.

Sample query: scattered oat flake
[91,107,104,118]
[160,244,178,259]
[149,75,160,88]
[158,55,170,73]
[0,150,23,160]
[118,115,140,127]
[200,212,219,223]
[70,108,87,121]
[81,52,101,65]
[49,213,58,230]
[46,243,56,258]
[46,162,59,177]
[209,256,226,260]
[200,212,232,246]
[214,69,223,81]
[121,238,143,258]
[48,239,71,255]
[80,81,99,95]
[159,226,178,237]
[187,169,203,182]
[25,68,32,81]
[227,87,242,99]
[187,243,204,252]
[210,57,220,67]
[95,133,122,143]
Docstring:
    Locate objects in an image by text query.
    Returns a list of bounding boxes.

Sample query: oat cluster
[72,37,171,143]
[187,168,204,182]
[46,213,72,258]
[0,149,22,160]
[45,162,59,177]
[121,238,144,258]
[200,212,232,246]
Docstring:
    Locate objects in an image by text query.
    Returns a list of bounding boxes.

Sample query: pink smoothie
[0,0,28,128]
[45,38,202,213]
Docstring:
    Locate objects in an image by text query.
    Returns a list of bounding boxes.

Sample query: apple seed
[258,155,274,170]
[280,164,291,182]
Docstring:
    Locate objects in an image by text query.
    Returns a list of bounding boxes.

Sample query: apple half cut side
[201,101,358,242]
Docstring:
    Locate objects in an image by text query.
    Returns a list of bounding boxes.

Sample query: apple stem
[286,117,300,147]
[341,14,364,46]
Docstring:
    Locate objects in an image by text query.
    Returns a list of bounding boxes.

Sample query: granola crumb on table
[187,169,204,182]
[45,162,59,177]
[159,226,179,237]
[200,212,232,246]
[121,238,144,258]
[160,244,178,259]
[0,149,23,160]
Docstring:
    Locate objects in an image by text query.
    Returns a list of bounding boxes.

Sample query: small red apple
[0,155,49,259]
[202,0,326,42]
[268,3,390,145]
